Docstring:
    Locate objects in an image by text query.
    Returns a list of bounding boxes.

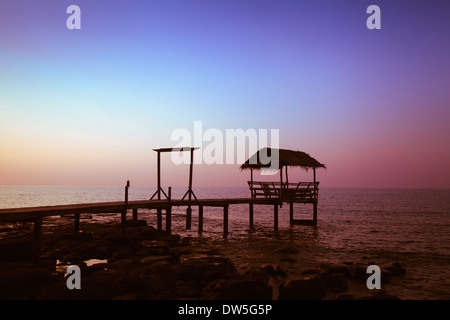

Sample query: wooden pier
[0,146,326,258]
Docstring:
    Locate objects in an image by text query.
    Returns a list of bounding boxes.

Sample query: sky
[0,0,449,188]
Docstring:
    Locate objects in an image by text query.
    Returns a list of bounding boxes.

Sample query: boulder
[203,277,273,300]
[381,262,406,276]
[278,275,326,300]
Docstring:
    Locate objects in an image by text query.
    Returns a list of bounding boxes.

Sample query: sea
[0,186,449,300]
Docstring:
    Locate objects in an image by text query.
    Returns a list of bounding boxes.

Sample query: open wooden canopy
[240,147,326,171]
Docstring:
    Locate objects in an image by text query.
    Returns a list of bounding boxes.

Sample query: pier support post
[274,204,278,231]
[289,202,293,225]
[157,209,162,230]
[198,205,203,235]
[313,202,318,225]
[132,208,138,221]
[223,205,229,238]
[121,209,127,237]
[166,187,172,234]
[186,208,192,230]
[249,203,254,228]
[74,213,80,232]
[34,216,42,259]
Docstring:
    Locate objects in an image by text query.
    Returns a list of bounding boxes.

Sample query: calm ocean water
[0,186,449,300]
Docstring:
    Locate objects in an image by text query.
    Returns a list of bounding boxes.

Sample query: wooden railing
[248,181,319,201]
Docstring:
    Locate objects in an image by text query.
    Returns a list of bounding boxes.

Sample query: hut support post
[249,203,254,227]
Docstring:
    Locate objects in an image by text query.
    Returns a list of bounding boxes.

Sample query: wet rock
[358,290,400,300]
[175,284,202,299]
[175,255,237,283]
[0,242,34,261]
[335,292,356,300]
[324,273,348,293]
[318,263,349,277]
[60,254,84,265]
[381,262,406,276]
[139,255,173,266]
[113,293,138,300]
[275,245,300,254]
[60,232,93,241]
[278,275,326,300]
[0,267,54,299]
[203,277,272,300]
[348,263,369,281]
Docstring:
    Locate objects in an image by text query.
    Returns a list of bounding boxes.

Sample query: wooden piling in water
[74,213,80,232]
[249,203,254,227]
[198,205,203,235]
[166,187,172,234]
[289,202,293,225]
[34,216,42,259]
[223,204,229,238]
[274,204,278,230]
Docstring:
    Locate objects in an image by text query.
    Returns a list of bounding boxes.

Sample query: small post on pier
[166,187,172,234]
[198,205,203,235]
[122,180,130,237]
[223,204,229,238]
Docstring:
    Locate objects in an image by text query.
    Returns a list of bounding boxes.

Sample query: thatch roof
[240,147,326,171]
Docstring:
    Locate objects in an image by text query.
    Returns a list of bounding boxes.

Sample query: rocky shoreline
[0,221,406,300]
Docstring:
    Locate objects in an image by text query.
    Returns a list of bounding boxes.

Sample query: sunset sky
[1,0,449,188]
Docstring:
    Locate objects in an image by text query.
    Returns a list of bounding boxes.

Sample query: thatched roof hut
[240,147,326,171]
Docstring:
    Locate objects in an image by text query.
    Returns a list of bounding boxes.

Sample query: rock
[278,275,326,300]
[318,263,349,277]
[0,267,54,299]
[335,292,356,300]
[203,277,273,300]
[125,220,147,227]
[0,242,34,261]
[348,263,369,281]
[324,273,348,293]
[139,255,173,266]
[113,293,138,300]
[60,254,84,264]
[60,232,93,241]
[175,284,202,299]
[381,262,406,276]
[275,245,300,254]
[358,290,400,300]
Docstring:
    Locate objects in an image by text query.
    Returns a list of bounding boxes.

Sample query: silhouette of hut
[240,147,326,201]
